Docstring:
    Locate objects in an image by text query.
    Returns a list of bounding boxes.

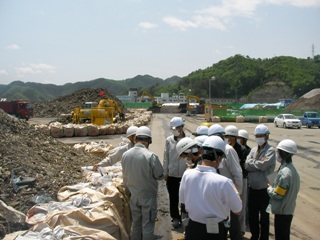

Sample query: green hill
[1,55,319,102]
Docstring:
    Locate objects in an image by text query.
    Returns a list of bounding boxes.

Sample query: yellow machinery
[204,102,228,122]
[72,99,124,125]
[186,95,200,116]
[140,91,157,105]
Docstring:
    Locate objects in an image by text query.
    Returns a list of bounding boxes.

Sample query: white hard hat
[194,135,208,147]
[170,117,184,129]
[195,126,208,136]
[176,137,197,155]
[136,126,152,138]
[208,124,225,136]
[126,126,138,137]
[254,124,270,135]
[225,125,238,137]
[238,129,249,140]
[277,139,297,155]
[202,136,226,154]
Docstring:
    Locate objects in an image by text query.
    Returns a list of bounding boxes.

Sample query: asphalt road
[29,115,320,239]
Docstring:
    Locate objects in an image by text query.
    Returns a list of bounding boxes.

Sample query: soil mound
[0,109,101,237]
[33,88,125,118]
[286,88,320,111]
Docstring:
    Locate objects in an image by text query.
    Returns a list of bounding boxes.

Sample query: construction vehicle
[72,99,124,125]
[0,99,33,120]
[186,95,201,116]
[140,91,156,104]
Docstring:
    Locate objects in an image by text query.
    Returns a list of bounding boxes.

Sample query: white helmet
[170,117,184,129]
[254,124,270,135]
[208,124,225,136]
[238,129,249,140]
[277,139,297,155]
[195,126,208,136]
[176,137,198,155]
[225,125,238,137]
[194,135,208,147]
[136,126,152,138]
[202,136,226,154]
[126,126,138,137]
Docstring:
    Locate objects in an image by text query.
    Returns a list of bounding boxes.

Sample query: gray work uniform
[121,143,163,240]
[98,141,134,167]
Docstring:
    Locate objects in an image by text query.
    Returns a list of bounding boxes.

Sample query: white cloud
[0,69,8,75]
[163,0,320,31]
[16,63,57,76]
[139,22,157,30]
[265,0,320,8]
[6,44,20,50]
[163,16,197,31]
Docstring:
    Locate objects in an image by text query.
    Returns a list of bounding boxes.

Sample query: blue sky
[1,0,319,85]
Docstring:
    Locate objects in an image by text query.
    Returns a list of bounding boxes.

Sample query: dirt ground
[147,114,320,240]
[2,112,320,239]
[55,113,320,240]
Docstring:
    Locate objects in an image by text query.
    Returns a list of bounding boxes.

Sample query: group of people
[92,117,300,240]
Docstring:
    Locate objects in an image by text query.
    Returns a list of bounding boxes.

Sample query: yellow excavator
[72,99,124,125]
[186,95,200,116]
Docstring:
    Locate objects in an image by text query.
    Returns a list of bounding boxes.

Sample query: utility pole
[209,76,215,103]
[312,44,315,59]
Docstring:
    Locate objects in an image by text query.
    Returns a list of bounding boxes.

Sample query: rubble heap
[286,88,320,111]
[0,109,102,238]
[33,88,125,118]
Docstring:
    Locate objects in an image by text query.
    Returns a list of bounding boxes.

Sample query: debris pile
[286,88,320,111]
[33,88,125,118]
[0,109,102,238]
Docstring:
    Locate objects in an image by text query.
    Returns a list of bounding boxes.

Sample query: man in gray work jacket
[121,126,164,240]
[245,124,276,240]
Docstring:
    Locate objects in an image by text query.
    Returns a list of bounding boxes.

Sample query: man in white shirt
[180,136,242,240]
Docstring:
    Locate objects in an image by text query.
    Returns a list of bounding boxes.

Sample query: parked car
[274,114,302,129]
[299,111,320,128]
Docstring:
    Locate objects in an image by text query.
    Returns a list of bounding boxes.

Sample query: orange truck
[0,100,33,120]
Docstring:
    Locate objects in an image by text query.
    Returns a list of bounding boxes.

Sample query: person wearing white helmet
[225,125,248,237]
[236,129,252,233]
[192,125,208,136]
[179,136,242,240]
[267,139,300,240]
[121,126,164,240]
[245,124,276,240]
[208,124,243,240]
[176,137,202,169]
[93,125,138,170]
[163,116,188,228]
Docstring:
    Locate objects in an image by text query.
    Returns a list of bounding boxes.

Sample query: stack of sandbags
[259,116,267,123]
[74,125,88,137]
[49,122,64,138]
[63,124,74,137]
[236,116,245,123]
[211,116,221,122]
[87,124,99,136]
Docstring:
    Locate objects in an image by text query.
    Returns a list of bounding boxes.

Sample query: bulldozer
[72,99,124,125]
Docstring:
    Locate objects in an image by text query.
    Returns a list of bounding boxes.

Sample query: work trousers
[239,178,248,233]
[248,187,270,240]
[166,176,182,220]
[274,214,293,240]
[185,218,227,240]
[130,195,157,240]
[229,211,242,240]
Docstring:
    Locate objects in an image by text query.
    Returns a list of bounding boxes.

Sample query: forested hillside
[1,55,319,102]
[149,55,320,102]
